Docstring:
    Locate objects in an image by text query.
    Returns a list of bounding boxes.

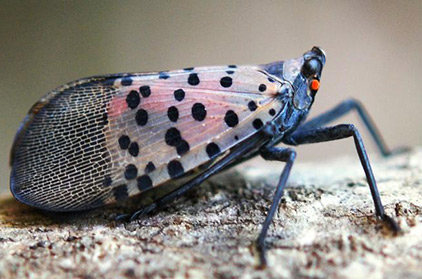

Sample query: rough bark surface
[1,148,421,279]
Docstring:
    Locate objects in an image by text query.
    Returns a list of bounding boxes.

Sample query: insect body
[10,47,400,266]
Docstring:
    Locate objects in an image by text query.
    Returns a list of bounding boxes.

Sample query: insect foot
[253,240,268,270]
[381,213,401,235]
[114,203,157,222]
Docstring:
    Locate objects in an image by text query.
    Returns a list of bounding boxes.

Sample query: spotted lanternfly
[10,47,402,267]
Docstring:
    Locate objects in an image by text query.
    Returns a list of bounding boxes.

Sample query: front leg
[285,124,400,232]
[290,98,406,156]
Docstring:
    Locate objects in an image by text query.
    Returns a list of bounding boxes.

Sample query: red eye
[310,79,320,91]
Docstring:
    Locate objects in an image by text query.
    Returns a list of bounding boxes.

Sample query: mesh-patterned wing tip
[9,78,117,212]
[10,164,107,212]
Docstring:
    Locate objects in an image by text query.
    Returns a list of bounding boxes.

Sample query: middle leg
[256,146,296,268]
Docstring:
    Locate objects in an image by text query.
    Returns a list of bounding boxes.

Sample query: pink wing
[10,65,288,211]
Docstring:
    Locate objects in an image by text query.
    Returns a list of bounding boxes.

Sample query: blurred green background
[1,1,421,194]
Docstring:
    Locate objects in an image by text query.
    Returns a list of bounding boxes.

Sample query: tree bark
[1,148,421,279]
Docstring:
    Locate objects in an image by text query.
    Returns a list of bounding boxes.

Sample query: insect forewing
[11,64,288,211]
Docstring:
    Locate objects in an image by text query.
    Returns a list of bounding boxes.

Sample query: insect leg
[255,146,296,268]
[285,124,400,232]
[294,98,396,156]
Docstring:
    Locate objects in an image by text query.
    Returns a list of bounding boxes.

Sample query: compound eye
[302,58,320,78]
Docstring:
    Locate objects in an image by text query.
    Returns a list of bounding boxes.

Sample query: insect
[10,46,401,267]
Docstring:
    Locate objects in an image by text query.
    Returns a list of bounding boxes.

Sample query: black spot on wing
[164,127,190,155]
[126,90,140,109]
[165,127,182,146]
[224,110,239,127]
[259,84,267,92]
[145,161,156,173]
[206,142,221,159]
[253,119,264,130]
[167,106,179,122]
[176,140,190,156]
[137,175,153,191]
[248,101,257,111]
[128,142,139,157]
[159,72,170,79]
[139,86,151,97]
[188,73,200,86]
[103,175,112,187]
[121,77,133,86]
[191,103,206,121]
[114,184,128,201]
[220,76,233,88]
[135,109,148,126]
[174,89,185,101]
[167,160,184,178]
[124,164,138,180]
[118,135,130,150]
